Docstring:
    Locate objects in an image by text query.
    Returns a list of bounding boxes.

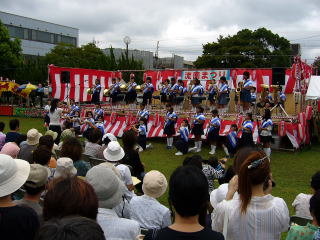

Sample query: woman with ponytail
[212,147,289,240]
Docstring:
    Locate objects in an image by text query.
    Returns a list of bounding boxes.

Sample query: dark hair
[309,191,320,223]
[211,109,219,115]
[86,111,93,118]
[182,119,190,130]
[222,166,235,184]
[9,119,20,130]
[95,103,101,108]
[246,112,253,121]
[183,155,202,170]
[122,129,137,151]
[237,148,270,213]
[139,117,147,126]
[165,79,170,84]
[263,109,271,121]
[166,104,173,112]
[35,216,105,240]
[146,76,152,81]
[231,124,238,131]
[43,177,98,221]
[169,166,209,218]
[33,146,52,166]
[15,134,27,146]
[178,79,183,85]
[61,137,83,162]
[196,105,204,113]
[24,185,45,196]
[39,135,54,150]
[140,103,146,108]
[243,71,250,78]
[206,156,219,168]
[194,79,200,85]
[311,171,320,191]
[0,122,4,132]
[220,76,226,81]
[88,128,103,143]
[95,79,100,84]
[50,99,59,113]
[252,87,257,91]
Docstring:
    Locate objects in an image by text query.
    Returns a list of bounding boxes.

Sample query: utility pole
[155,41,159,69]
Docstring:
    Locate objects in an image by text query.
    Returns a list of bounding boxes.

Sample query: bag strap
[222,200,231,239]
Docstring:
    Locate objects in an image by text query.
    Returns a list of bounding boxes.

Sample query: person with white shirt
[86,164,140,240]
[212,148,289,240]
[48,99,69,144]
[129,170,171,230]
[292,171,320,220]
[103,141,135,200]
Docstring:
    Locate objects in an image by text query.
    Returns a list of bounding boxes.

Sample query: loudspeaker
[272,68,285,85]
[61,71,70,84]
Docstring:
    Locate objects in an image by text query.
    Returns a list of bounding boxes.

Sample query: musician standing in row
[240,71,253,113]
[190,78,205,110]
[125,74,137,107]
[163,104,178,149]
[176,79,185,107]
[217,76,229,112]
[238,112,254,148]
[169,78,180,105]
[160,79,170,103]
[207,79,217,111]
[259,109,273,157]
[91,79,101,104]
[142,77,154,105]
[189,105,205,153]
[110,78,121,105]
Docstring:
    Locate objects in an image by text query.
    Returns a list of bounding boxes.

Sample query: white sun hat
[103,141,125,162]
[27,128,42,145]
[0,154,30,197]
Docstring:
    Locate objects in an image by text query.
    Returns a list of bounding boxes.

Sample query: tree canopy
[0,20,23,79]
[194,28,292,68]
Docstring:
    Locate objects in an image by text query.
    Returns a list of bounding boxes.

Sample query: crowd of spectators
[0,118,319,240]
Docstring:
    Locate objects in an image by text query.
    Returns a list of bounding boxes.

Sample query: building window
[24,29,28,39]
[32,30,37,40]
[37,31,51,43]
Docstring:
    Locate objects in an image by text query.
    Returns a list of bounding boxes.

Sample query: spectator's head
[86,164,125,209]
[122,129,137,151]
[43,177,98,221]
[143,170,167,199]
[103,141,125,162]
[238,148,270,213]
[33,146,52,166]
[102,133,117,146]
[54,158,77,179]
[309,191,320,225]
[88,128,103,144]
[27,129,41,146]
[183,155,202,170]
[0,154,30,198]
[15,133,27,146]
[60,129,75,142]
[45,130,58,142]
[39,135,54,151]
[169,166,209,219]
[35,216,106,240]
[0,142,20,158]
[0,122,5,132]
[311,171,320,192]
[24,164,48,196]
[9,119,20,131]
[50,99,60,113]
[61,137,83,163]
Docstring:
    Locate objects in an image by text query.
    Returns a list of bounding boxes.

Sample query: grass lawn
[2,116,320,238]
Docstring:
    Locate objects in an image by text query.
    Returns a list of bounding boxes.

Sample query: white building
[0,11,79,56]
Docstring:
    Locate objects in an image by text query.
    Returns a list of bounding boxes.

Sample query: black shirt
[122,149,145,177]
[144,227,224,240]
[5,132,20,143]
[0,205,40,240]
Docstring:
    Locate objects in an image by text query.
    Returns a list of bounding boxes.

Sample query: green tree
[313,56,320,75]
[194,28,291,68]
[0,20,23,79]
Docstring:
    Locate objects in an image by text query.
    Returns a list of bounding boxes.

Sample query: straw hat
[26,128,42,145]
[142,170,168,199]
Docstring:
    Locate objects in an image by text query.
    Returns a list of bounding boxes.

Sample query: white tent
[306,75,320,100]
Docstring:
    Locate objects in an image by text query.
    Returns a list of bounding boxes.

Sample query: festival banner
[143,70,182,91]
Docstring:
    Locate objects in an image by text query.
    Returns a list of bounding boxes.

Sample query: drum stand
[270,103,289,118]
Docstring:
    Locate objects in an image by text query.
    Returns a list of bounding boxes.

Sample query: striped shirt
[179,127,189,142]
[194,113,206,124]
[209,84,217,94]
[191,85,204,96]
[280,92,286,101]
[261,119,273,136]
[128,82,137,92]
[219,83,228,93]
[138,109,149,121]
[94,108,104,119]
[95,122,105,135]
[251,92,257,102]
[227,131,237,148]
[138,124,147,136]
[111,83,120,94]
[243,79,253,88]
[143,83,154,93]
[170,83,180,96]
[209,117,221,132]
[93,84,101,94]
[161,85,169,94]
[242,120,253,132]
[165,112,178,126]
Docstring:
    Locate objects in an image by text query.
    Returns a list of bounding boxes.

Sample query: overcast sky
[2,0,320,62]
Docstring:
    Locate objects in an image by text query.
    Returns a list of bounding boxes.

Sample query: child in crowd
[83,111,95,139]
[95,115,105,135]
[189,105,205,153]
[174,119,190,156]
[222,124,238,157]
[93,103,104,121]
[137,103,149,122]
[164,104,178,149]
[133,118,148,151]
[71,111,82,135]
[207,109,221,155]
